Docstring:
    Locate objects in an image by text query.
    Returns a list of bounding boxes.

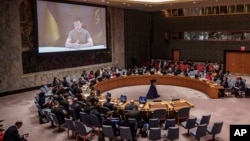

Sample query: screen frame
[33,0,109,55]
[120,95,127,103]
[139,96,147,104]
[106,92,111,98]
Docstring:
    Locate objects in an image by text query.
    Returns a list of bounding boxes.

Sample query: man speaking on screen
[65,17,94,48]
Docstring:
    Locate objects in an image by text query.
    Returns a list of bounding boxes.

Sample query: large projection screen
[35,0,107,53]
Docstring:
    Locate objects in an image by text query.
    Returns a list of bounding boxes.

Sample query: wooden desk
[95,75,223,99]
[100,98,194,120]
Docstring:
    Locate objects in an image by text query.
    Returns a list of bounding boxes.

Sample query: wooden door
[172,49,180,62]
[225,52,250,74]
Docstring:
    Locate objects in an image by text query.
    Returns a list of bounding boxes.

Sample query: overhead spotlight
[193,2,196,4]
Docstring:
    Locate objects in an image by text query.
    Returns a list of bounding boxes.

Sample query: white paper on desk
[99,99,106,102]
[84,94,90,97]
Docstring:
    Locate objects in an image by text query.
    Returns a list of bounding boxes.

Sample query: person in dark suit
[51,101,67,125]
[3,121,28,141]
[119,114,136,141]
[70,98,83,120]
[233,77,246,97]
[127,106,144,134]
[103,97,114,111]
[125,100,137,110]
[102,112,119,136]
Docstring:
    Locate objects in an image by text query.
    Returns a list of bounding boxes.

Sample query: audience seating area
[33,60,250,141]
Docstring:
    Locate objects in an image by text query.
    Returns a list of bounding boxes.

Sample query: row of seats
[34,99,223,141]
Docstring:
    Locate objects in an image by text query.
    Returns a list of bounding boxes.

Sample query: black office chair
[102,125,116,140]
[166,126,179,141]
[190,124,208,141]
[64,118,76,139]
[148,127,161,141]
[152,109,168,123]
[75,121,92,141]
[163,118,176,130]
[174,107,191,124]
[196,114,211,126]
[180,117,197,134]
[207,121,223,141]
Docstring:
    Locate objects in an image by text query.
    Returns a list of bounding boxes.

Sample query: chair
[35,103,51,117]
[128,118,138,130]
[148,118,160,129]
[238,79,247,97]
[50,113,64,131]
[163,118,176,130]
[119,126,133,141]
[174,107,190,124]
[196,114,211,126]
[207,122,223,141]
[152,109,168,123]
[102,125,116,140]
[180,117,197,134]
[100,106,110,116]
[224,79,235,96]
[148,127,161,141]
[166,126,179,141]
[190,124,208,141]
[89,114,102,135]
[75,121,92,141]
[69,107,78,121]
[64,118,76,139]
[79,112,91,127]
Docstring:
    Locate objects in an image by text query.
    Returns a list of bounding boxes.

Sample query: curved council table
[94,75,224,99]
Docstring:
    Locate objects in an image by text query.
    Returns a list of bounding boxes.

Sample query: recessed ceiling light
[193,2,196,4]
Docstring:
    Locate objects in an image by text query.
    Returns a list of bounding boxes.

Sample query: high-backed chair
[148,127,161,141]
[50,113,64,131]
[64,118,76,139]
[128,118,138,131]
[75,121,92,141]
[79,112,91,127]
[166,126,179,141]
[100,106,110,116]
[190,124,208,141]
[163,118,176,130]
[207,121,223,141]
[120,126,133,141]
[89,114,102,135]
[196,114,211,126]
[174,107,190,124]
[152,109,168,123]
[102,125,116,140]
[180,117,197,134]
[148,118,160,129]
[35,103,51,117]
[69,107,78,121]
